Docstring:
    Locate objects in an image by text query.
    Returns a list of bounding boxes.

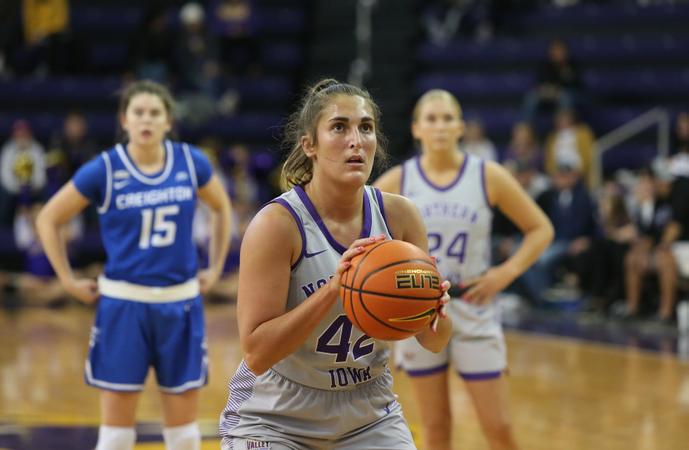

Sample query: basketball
[340,239,443,341]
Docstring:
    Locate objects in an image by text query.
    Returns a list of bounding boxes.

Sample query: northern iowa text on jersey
[115,186,193,210]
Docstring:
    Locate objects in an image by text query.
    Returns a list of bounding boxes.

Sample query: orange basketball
[340,239,442,341]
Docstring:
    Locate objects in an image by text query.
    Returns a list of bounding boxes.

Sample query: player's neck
[421,149,464,172]
[127,142,166,174]
[304,177,363,222]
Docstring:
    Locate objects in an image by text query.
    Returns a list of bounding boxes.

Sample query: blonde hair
[280,78,388,190]
[412,89,462,122]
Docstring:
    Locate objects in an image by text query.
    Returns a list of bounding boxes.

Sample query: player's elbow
[542,220,555,246]
[242,352,270,376]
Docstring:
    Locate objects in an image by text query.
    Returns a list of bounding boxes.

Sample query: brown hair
[118,80,176,118]
[280,78,388,190]
[117,80,176,142]
[411,89,462,122]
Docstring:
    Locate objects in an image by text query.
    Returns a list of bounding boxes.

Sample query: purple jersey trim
[294,185,372,254]
[480,159,492,208]
[272,198,306,270]
[373,187,393,239]
[458,370,503,381]
[405,363,449,377]
[415,154,468,192]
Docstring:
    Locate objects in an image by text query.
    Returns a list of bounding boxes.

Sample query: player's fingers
[341,245,366,262]
[462,284,482,304]
[350,234,386,250]
[440,280,451,293]
[431,315,439,333]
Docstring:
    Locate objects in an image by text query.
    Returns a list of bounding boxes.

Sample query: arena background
[1,0,688,449]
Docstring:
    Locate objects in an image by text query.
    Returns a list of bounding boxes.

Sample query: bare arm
[380,192,452,353]
[372,165,402,195]
[238,204,384,374]
[463,162,554,303]
[197,174,233,293]
[35,182,98,303]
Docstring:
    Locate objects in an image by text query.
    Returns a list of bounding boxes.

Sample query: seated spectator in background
[502,121,543,170]
[210,0,261,77]
[584,179,635,314]
[545,108,595,189]
[13,200,80,307]
[522,38,582,123]
[504,157,550,199]
[618,165,674,321]
[461,118,497,160]
[125,6,174,83]
[0,119,46,225]
[46,111,97,196]
[520,151,598,305]
[670,111,689,178]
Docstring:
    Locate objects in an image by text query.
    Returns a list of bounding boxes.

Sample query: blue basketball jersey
[73,140,212,286]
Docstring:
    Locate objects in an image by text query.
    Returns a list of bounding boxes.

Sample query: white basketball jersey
[401,154,492,285]
[270,185,393,390]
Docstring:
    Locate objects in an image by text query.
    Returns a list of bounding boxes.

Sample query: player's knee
[95,425,136,450]
[163,422,200,450]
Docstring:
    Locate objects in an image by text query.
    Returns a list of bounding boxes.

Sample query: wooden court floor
[1,303,688,450]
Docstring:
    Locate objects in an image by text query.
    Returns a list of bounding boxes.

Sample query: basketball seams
[341,239,388,332]
[339,285,441,301]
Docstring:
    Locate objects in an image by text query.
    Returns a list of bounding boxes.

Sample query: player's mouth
[346,155,365,166]
[141,130,153,138]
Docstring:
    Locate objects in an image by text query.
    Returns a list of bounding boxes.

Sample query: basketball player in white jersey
[375,90,554,450]
[219,79,452,450]
[37,81,233,450]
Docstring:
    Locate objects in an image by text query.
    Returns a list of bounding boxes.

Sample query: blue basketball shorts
[84,295,208,393]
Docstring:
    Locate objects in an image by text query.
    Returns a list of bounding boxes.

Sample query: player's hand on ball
[431,280,451,333]
[65,278,99,304]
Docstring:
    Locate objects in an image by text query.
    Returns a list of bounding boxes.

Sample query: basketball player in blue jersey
[36,80,233,450]
[375,90,554,450]
[219,79,452,450]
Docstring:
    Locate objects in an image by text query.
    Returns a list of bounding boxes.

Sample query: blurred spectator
[618,166,673,320]
[175,2,222,124]
[175,2,221,96]
[504,158,550,199]
[583,180,635,313]
[522,38,582,123]
[0,120,47,225]
[461,119,497,160]
[210,0,261,77]
[520,151,598,304]
[422,0,496,45]
[544,108,595,189]
[46,112,98,196]
[126,6,175,83]
[502,121,543,170]
[670,111,689,178]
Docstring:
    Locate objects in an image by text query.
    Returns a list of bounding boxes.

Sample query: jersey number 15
[138,205,179,249]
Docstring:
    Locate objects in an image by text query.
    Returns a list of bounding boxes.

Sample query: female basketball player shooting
[37,80,233,450]
[375,90,554,450]
[219,79,451,450]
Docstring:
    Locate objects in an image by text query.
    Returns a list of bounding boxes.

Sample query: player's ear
[411,121,421,141]
[301,135,316,158]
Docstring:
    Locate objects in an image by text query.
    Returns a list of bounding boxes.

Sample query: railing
[594,107,671,188]
[349,0,377,87]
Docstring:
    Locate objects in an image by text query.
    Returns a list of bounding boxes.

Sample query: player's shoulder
[378,191,417,220]
[243,199,302,257]
[373,164,403,194]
